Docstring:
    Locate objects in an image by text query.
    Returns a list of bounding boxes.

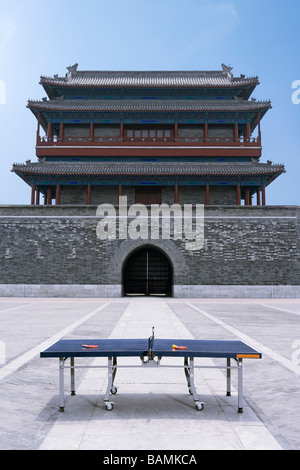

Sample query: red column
[245,122,250,142]
[174,182,179,204]
[59,121,64,141]
[234,121,238,142]
[236,184,241,205]
[118,183,122,204]
[245,187,250,205]
[87,183,91,205]
[56,183,60,205]
[35,188,40,205]
[31,185,35,205]
[90,120,94,141]
[36,112,41,145]
[205,182,210,205]
[256,189,261,206]
[174,121,178,141]
[47,187,52,205]
[257,113,261,146]
[261,185,266,205]
[120,121,124,141]
[47,122,53,142]
[204,121,208,142]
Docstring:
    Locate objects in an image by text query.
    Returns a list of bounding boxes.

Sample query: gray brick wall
[0,205,299,288]
[59,185,236,206]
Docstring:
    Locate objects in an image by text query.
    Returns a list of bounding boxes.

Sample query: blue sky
[0,0,299,205]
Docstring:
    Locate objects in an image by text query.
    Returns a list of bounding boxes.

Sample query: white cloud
[184,2,239,55]
[0,16,16,104]
[0,16,17,54]
[0,80,6,104]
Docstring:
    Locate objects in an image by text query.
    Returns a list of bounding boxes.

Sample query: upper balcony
[31,96,266,159]
[36,133,262,158]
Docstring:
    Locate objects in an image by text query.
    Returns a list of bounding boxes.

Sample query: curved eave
[27,99,271,136]
[12,163,286,181]
[39,73,259,101]
[40,76,259,89]
[27,100,271,115]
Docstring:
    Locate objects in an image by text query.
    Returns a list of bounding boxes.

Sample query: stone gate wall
[0,204,299,298]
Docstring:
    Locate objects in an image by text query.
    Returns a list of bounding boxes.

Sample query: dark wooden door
[135,187,161,205]
[123,248,172,296]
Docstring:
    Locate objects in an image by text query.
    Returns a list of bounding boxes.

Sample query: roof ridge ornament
[221,63,233,78]
[66,63,78,77]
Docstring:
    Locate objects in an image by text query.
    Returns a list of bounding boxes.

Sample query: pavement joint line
[0,302,39,314]
[38,301,279,451]
[0,302,109,382]
[187,302,300,377]
[259,303,300,316]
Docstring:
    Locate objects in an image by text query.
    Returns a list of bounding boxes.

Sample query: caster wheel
[111,386,117,395]
[196,403,204,411]
[105,403,114,411]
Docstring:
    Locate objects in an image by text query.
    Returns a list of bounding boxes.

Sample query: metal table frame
[41,329,260,414]
[57,352,245,413]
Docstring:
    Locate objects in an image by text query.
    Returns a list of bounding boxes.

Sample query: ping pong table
[40,328,261,413]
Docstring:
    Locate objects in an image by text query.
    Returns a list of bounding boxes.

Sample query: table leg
[111,356,117,393]
[226,358,231,396]
[104,356,117,410]
[185,357,204,411]
[184,357,191,390]
[59,357,65,412]
[70,357,75,395]
[237,358,243,413]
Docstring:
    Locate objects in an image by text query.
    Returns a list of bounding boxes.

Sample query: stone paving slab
[0,297,299,451]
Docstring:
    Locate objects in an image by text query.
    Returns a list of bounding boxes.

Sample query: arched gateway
[123,247,172,296]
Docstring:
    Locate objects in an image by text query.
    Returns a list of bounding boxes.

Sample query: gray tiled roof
[40,71,259,88]
[28,99,271,112]
[12,162,285,177]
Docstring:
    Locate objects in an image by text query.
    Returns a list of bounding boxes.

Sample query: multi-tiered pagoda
[13,63,284,206]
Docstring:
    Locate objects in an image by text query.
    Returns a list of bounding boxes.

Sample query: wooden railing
[37,135,261,147]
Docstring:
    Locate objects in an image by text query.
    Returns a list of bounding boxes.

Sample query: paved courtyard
[0,296,299,451]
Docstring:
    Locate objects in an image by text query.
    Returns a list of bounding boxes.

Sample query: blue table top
[40,338,261,359]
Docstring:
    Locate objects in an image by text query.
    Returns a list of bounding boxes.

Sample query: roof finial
[66,63,78,75]
[221,63,233,77]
